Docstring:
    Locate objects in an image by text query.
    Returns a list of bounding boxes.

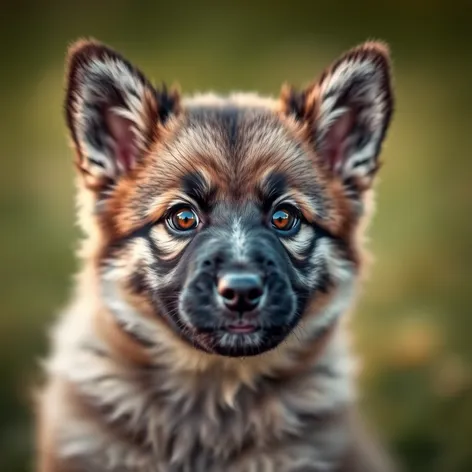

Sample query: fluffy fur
[36,39,396,472]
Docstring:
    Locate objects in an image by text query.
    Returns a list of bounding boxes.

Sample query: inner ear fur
[280,41,394,194]
[64,38,180,190]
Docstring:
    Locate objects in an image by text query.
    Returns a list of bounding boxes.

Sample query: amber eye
[168,207,199,232]
[271,207,299,232]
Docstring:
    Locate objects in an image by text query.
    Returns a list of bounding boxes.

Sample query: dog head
[64,39,394,358]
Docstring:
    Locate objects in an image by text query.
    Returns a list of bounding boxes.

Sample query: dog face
[64,40,393,357]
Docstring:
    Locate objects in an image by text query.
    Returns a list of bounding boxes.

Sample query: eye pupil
[274,211,288,227]
[271,207,298,232]
[169,207,199,231]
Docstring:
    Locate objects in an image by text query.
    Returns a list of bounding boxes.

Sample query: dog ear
[281,41,394,196]
[65,39,180,190]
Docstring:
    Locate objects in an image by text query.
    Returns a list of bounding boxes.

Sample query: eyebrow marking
[180,171,216,212]
[257,172,287,211]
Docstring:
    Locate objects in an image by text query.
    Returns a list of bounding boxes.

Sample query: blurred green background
[1,1,471,471]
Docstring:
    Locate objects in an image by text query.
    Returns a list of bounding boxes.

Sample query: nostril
[220,288,237,304]
[247,287,263,301]
[203,259,212,267]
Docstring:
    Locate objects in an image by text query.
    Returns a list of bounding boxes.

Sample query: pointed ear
[65,39,180,190]
[281,41,394,196]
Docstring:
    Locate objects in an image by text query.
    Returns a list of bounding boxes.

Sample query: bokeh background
[1,1,471,471]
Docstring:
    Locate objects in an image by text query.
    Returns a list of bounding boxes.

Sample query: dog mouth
[188,318,295,357]
[225,321,259,334]
[171,254,300,356]
[166,277,299,355]
[193,318,262,336]
[173,281,299,356]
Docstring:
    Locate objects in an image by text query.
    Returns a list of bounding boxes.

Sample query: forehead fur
[104,92,352,237]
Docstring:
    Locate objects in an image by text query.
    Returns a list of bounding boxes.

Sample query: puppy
[36,38,396,472]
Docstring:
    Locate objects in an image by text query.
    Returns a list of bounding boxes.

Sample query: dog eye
[271,207,299,232]
[167,207,199,232]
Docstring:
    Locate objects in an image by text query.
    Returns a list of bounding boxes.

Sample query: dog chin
[188,325,294,358]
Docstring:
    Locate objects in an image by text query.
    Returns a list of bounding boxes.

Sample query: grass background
[1,1,471,470]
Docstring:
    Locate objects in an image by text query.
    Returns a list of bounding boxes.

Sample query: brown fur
[36,39,396,471]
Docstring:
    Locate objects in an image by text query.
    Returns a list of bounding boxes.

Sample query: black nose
[217,271,264,312]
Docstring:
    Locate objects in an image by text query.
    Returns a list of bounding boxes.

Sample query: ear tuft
[64,39,179,190]
[282,40,394,195]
